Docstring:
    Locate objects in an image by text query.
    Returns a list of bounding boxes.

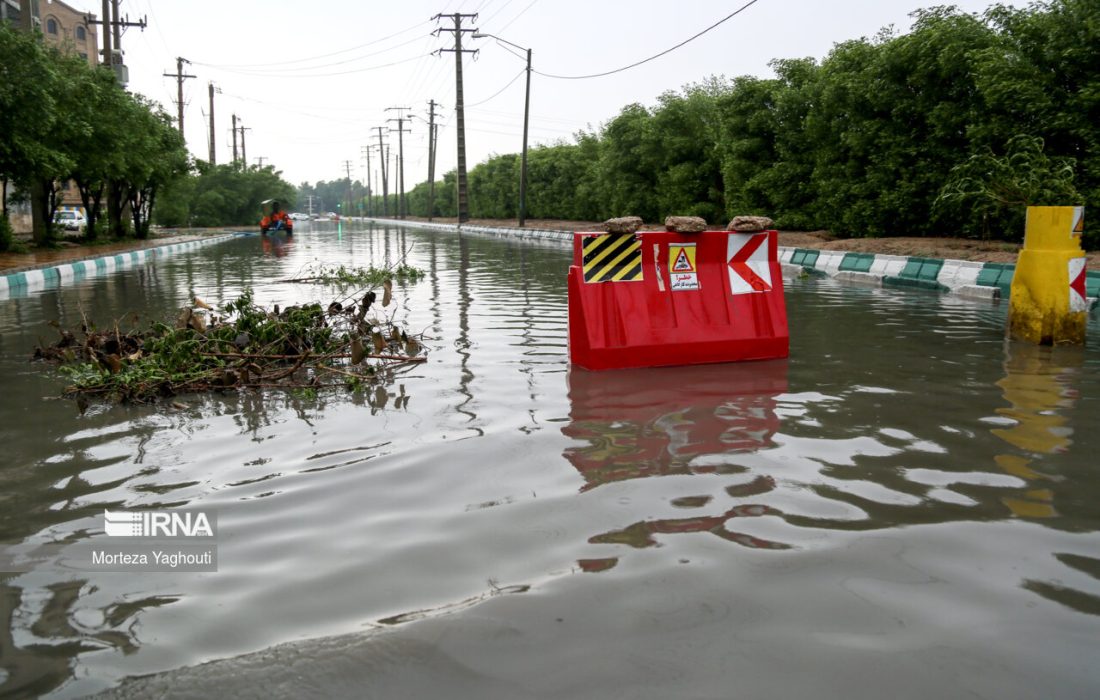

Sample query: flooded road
[1,221,1099,699]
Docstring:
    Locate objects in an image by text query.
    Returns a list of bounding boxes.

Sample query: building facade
[41,0,100,68]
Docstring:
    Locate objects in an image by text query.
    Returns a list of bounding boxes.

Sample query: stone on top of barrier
[602,216,644,234]
[728,215,775,232]
[664,216,707,233]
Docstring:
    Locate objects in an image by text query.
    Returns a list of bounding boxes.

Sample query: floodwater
[1,221,1099,699]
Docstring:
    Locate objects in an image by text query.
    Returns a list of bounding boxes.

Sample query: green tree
[124,98,188,238]
[597,103,659,221]
[0,23,68,246]
[158,163,295,228]
[937,134,1081,240]
[648,80,727,223]
[66,67,131,240]
[468,153,519,219]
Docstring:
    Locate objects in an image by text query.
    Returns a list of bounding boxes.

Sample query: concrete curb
[0,232,254,300]
[370,218,575,243]
[371,219,1100,306]
[779,245,1100,305]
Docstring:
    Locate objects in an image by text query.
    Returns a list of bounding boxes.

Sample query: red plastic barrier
[567,229,789,370]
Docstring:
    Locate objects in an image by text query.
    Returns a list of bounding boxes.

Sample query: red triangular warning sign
[672,248,693,272]
[1073,211,1084,233]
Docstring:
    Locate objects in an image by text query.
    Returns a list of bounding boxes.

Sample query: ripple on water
[1,225,1099,699]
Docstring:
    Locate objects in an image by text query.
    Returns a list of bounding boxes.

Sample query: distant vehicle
[326,212,340,220]
[289,212,309,221]
[54,210,87,232]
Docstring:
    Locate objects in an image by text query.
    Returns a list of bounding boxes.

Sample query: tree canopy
[355,0,1096,248]
[0,22,190,246]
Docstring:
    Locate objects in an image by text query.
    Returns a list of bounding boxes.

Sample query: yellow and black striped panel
[581,234,644,283]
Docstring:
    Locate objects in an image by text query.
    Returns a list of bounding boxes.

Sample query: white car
[54,210,87,231]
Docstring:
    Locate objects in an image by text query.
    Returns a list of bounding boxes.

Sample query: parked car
[289,212,310,221]
[54,210,87,232]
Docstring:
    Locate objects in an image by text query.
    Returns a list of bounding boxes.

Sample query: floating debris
[33,286,426,408]
[276,263,424,288]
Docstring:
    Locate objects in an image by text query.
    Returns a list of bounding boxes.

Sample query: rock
[664,215,707,233]
[602,216,644,234]
[728,215,775,232]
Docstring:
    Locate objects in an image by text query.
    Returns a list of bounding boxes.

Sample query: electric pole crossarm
[163,57,196,136]
[433,13,479,223]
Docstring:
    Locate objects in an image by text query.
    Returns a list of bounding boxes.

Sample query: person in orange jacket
[260,200,294,236]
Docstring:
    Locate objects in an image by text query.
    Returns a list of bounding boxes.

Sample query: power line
[204,54,429,79]
[194,34,430,74]
[534,0,762,80]
[467,66,525,108]
[478,0,517,27]
[494,0,537,33]
[194,20,430,69]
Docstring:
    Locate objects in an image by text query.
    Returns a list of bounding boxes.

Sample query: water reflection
[564,361,791,561]
[992,341,1081,519]
[259,233,294,258]
[0,577,178,698]
[989,342,1100,616]
[3,226,1100,697]
[564,361,787,489]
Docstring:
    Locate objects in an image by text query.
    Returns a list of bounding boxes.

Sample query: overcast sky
[59,0,1022,192]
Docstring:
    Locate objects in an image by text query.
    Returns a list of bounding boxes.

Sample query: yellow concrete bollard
[1008,206,1088,345]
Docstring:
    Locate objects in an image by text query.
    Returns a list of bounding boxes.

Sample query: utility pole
[343,160,354,217]
[386,143,392,219]
[373,126,389,218]
[433,13,478,223]
[361,145,374,217]
[239,123,251,166]
[163,57,195,136]
[255,157,267,168]
[111,0,120,50]
[231,114,239,163]
[110,0,121,49]
[99,1,111,63]
[427,100,441,221]
[85,2,144,82]
[386,106,411,219]
[519,45,531,227]
[473,32,532,226]
[208,83,219,165]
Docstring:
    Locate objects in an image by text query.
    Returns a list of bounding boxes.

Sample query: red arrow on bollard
[1070,257,1088,311]
[727,233,771,293]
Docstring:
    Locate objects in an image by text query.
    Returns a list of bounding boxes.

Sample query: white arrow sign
[727,233,772,294]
